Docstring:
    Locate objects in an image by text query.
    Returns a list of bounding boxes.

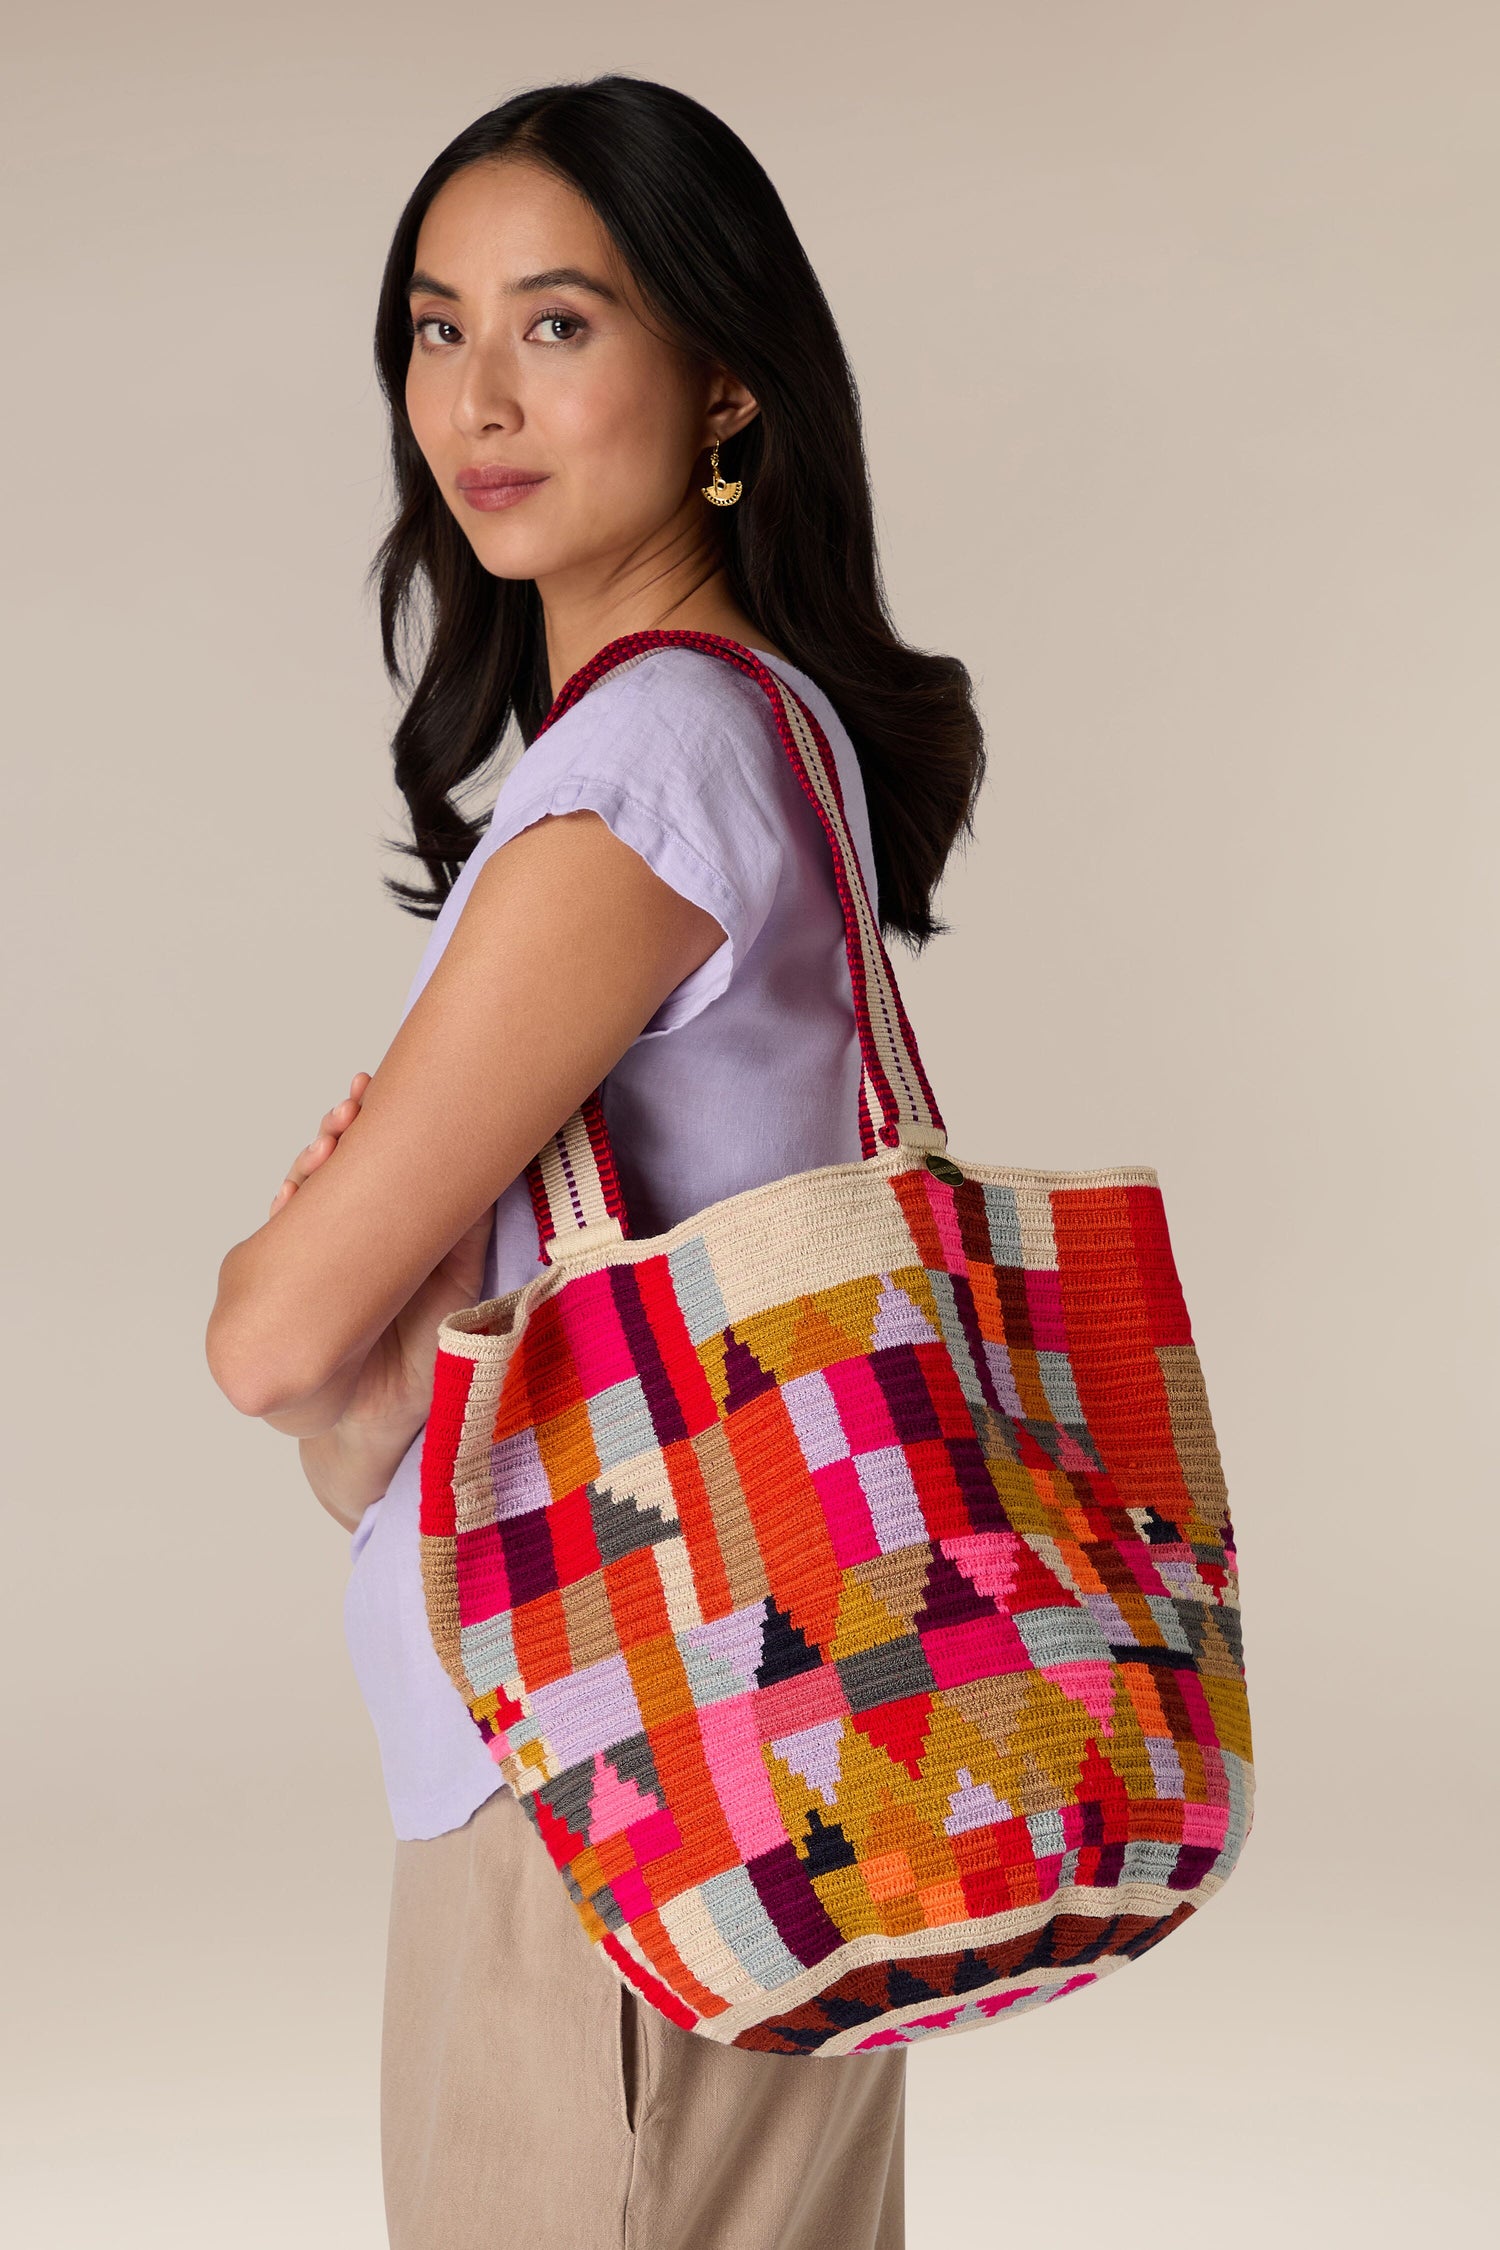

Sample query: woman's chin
[467,526,577,584]
[470,536,551,582]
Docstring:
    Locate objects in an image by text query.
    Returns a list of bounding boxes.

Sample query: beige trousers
[381,1782,907,2250]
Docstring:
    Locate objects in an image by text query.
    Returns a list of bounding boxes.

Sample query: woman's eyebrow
[406,265,622,304]
[407,269,462,302]
[509,265,622,303]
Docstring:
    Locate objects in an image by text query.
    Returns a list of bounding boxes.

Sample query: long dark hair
[370,74,985,946]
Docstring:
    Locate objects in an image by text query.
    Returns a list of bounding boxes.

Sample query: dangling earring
[701,439,743,507]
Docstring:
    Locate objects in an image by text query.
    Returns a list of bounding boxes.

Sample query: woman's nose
[451,344,522,437]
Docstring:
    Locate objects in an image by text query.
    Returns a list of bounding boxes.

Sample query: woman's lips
[456,467,550,512]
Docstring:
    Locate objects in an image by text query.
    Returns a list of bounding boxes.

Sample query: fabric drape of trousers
[381,1783,907,2249]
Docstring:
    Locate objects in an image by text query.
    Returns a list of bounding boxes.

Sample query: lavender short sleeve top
[343,645,880,1839]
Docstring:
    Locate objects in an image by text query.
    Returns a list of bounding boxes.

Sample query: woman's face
[405,157,748,587]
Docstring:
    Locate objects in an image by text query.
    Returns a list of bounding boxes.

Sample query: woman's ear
[703,373,760,448]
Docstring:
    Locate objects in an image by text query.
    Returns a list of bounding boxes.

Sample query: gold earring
[701,439,743,507]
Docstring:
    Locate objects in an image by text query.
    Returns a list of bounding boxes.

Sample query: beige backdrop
[4,2,1495,2242]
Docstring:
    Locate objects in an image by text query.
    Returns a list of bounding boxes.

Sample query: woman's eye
[528,311,585,344]
[413,316,461,350]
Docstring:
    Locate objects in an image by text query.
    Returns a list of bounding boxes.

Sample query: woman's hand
[265,1070,496,1528]
[270,1071,372,1217]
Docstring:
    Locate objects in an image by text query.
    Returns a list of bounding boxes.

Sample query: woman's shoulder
[543,639,806,755]
[544,641,869,900]
[474,635,874,924]
[487,642,816,838]
[465,644,789,934]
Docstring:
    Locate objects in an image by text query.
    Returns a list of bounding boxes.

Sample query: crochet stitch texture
[419,633,1253,2054]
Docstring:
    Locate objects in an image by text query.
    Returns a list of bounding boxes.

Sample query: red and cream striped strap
[521,629,945,1263]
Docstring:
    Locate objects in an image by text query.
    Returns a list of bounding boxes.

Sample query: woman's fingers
[270,1075,371,1218]
[271,1126,340,1216]
[318,1075,371,1138]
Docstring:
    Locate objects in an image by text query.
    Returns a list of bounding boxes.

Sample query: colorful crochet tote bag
[420,628,1253,2056]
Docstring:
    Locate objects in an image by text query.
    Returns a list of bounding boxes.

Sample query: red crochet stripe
[418,1349,475,1537]
[600,1931,700,2031]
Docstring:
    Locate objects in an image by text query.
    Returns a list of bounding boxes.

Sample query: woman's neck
[536,520,785,694]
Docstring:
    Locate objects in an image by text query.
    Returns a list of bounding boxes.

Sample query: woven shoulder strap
[521,630,945,1263]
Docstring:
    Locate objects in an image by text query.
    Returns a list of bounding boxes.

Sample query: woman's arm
[205,806,729,1422]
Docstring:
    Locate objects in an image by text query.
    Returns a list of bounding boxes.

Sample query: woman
[207,72,984,2250]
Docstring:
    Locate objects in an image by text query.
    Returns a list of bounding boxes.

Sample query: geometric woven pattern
[418,632,1253,2054]
[420,1148,1253,2054]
